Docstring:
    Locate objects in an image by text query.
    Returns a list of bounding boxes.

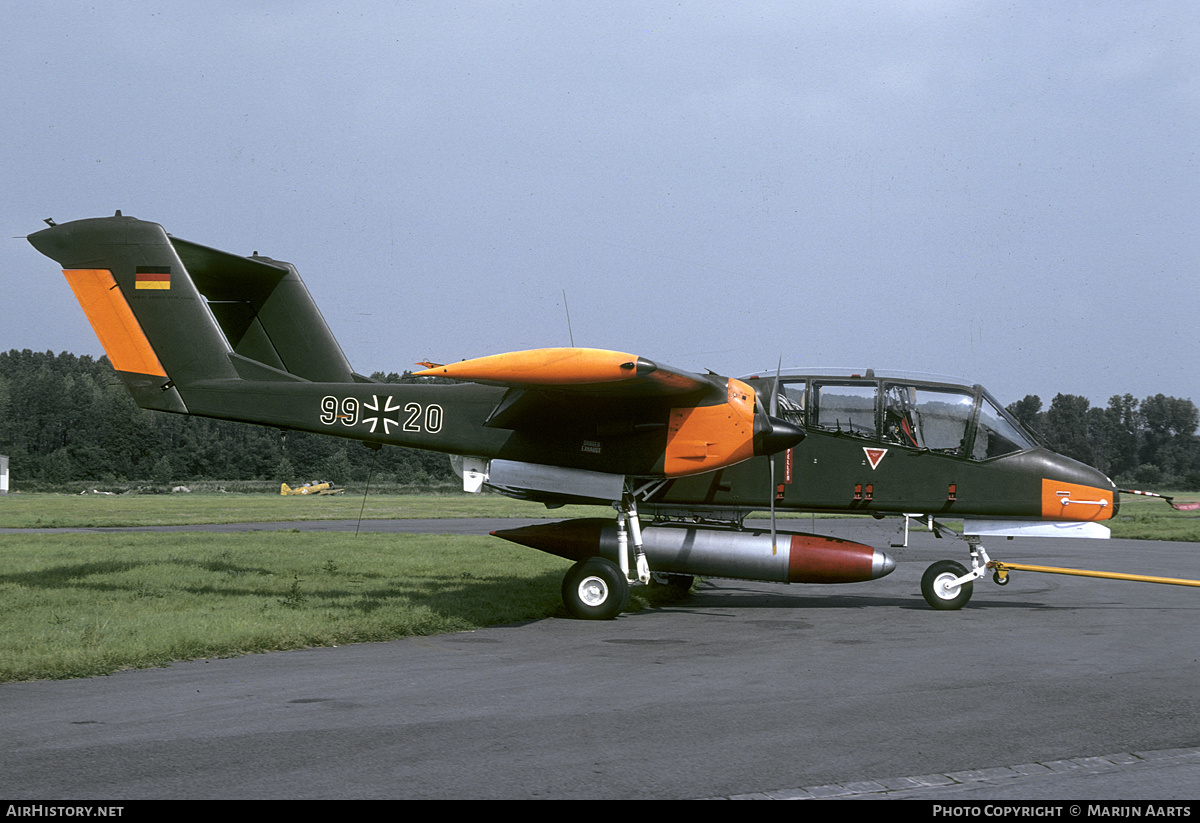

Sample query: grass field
[0,493,663,682]
[0,530,577,682]
[1,490,1197,682]
[0,491,611,528]
[3,489,1198,538]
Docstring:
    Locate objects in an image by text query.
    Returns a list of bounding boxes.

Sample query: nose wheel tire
[563,557,630,620]
[921,560,973,610]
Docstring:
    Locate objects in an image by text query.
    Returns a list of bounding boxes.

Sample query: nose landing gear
[920,560,974,610]
[920,527,992,610]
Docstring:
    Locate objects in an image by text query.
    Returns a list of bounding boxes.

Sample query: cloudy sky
[3,2,1196,408]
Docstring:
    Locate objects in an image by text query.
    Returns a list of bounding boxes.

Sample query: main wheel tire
[921,560,973,611]
[562,557,630,620]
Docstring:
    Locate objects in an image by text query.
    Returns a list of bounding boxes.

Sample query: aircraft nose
[756,416,805,456]
[1033,450,1119,521]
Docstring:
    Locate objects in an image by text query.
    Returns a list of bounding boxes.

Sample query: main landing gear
[561,492,650,620]
[562,557,629,620]
[560,562,695,620]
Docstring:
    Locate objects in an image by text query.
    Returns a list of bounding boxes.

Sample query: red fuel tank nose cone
[491,519,608,562]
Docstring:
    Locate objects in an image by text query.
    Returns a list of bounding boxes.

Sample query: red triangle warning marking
[863,447,888,470]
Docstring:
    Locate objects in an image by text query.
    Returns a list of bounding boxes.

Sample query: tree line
[2,349,1199,491]
[1007,392,1200,489]
[0,349,455,491]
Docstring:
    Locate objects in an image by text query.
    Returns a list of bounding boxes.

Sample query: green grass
[7,489,1197,539]
[0,492,611,529]
[0,521,695,683]
[0,530,580,682]
[1108,491,1200,542]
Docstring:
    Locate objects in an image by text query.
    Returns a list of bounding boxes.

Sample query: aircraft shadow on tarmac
[655,578,1070,613]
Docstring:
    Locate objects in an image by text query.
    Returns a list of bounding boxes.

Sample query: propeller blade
[770,356,782,554]
[769,356,781,417]
[770,455,777,554]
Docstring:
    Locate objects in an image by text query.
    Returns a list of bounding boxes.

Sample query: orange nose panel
[1041,479,1114,521]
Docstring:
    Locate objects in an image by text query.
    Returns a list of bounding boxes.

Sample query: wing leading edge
[415,347,803,477]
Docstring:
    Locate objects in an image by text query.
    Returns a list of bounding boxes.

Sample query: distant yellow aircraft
[280,481,344,496]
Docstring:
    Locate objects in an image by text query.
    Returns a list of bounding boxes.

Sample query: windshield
[974,395,1037,458]
[775,377,1037,460]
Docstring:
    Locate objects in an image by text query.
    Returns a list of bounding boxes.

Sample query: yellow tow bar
[987,561,1200,588]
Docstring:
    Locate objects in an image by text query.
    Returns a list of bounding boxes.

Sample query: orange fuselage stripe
[63,269,166,377]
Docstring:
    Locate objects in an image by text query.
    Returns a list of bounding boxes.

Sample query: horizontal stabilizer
[170,237,358,383]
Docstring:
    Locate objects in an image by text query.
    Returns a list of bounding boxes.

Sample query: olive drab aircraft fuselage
[643,371,1116,525]
[29,213,1120,618]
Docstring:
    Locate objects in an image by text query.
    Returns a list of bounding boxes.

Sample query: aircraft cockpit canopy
[765,372,1037,461]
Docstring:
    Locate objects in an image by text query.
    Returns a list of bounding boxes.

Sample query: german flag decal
[134,266,171,290]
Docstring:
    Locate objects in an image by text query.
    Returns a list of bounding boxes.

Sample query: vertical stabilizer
[29,214,238,411]
[28,213,362,415]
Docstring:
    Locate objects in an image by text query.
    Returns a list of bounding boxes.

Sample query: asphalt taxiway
[2,517,1199,799]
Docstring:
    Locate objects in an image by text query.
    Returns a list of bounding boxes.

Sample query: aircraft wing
[413,347,765,447]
